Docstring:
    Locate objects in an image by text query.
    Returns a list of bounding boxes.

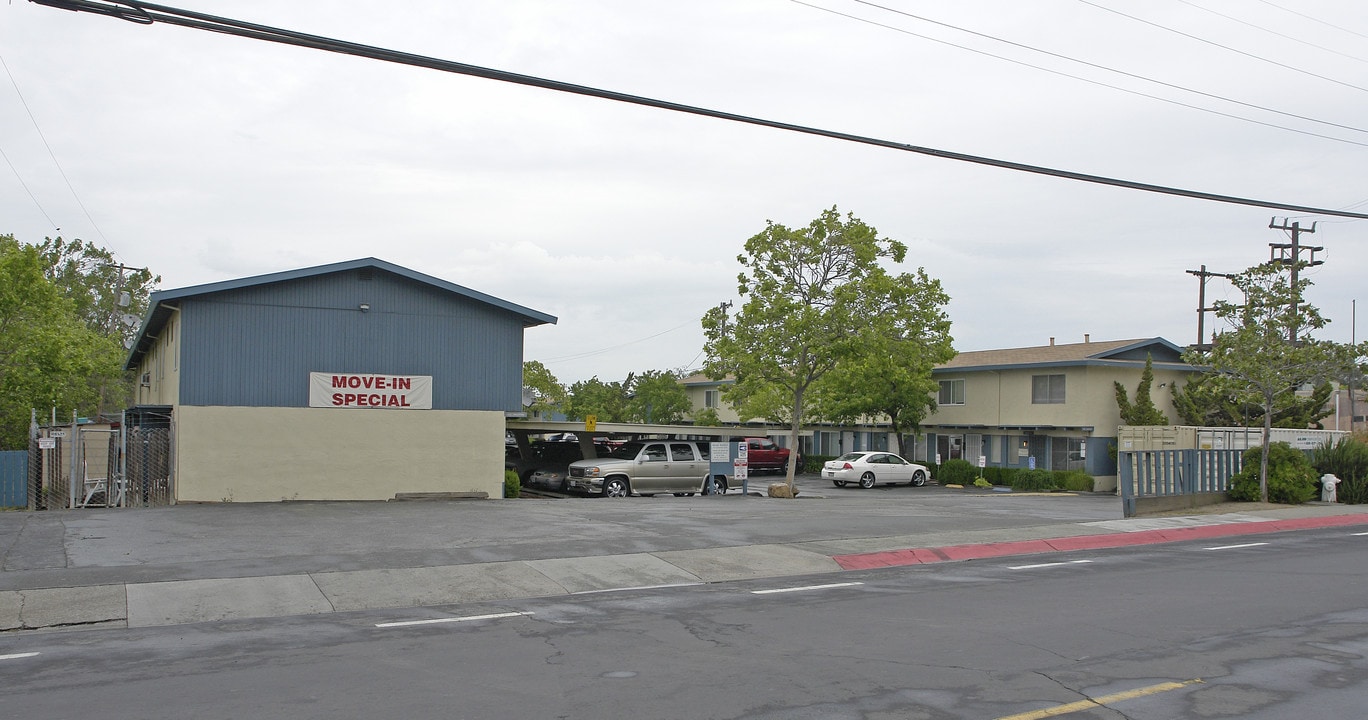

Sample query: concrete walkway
[3,486,1365,633]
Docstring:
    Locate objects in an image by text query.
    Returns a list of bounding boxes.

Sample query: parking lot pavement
[2,487,1364,632]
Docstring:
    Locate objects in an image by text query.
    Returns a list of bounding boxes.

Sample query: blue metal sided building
[124,258,555,502]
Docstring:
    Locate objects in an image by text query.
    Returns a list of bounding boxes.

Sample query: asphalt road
[4,523,1365,719]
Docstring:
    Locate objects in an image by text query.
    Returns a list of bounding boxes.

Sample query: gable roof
[935,338,1188,373]
[124,257,556,370]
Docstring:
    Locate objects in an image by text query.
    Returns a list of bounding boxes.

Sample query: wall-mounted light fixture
[358,303,370,313]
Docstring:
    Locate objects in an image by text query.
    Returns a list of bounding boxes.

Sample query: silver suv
[565,440,728,497]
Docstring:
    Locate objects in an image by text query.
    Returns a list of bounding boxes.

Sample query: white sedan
[823,452,929,489]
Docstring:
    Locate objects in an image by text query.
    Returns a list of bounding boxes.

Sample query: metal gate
[25,410,175,510]
[1118,449,1243,517]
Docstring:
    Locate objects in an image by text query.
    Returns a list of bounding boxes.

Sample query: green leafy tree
[691,407,722,427]
[1114,354,1170,425]
[1183,260,1361,502]
[562,376,629,423]
[702,206,951,489]
[1171,372,1334,429]
[36,236,158,416]
[626,370,691,424]
[0,235,109,448]
[521,360,566,419]
[810,267,954,456]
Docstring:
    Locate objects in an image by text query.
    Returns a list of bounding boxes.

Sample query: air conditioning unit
[140,373,151,387]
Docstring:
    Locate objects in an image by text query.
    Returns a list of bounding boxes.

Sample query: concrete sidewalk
[3,489,1365,634]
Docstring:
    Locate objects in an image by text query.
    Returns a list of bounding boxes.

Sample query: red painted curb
[831,513,1368,570]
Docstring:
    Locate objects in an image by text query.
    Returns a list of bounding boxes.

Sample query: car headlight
[584,467,600,476]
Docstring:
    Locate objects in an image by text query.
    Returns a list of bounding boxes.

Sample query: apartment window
[704,389,719,409]
[1032,374,1065,404]
[938,379,965,405]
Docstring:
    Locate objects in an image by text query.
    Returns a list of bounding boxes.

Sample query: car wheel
[859,472,876,489]
[910,470,927,487]
[715,476,729,494]
[603,477,630,498]
[832,480,846,488]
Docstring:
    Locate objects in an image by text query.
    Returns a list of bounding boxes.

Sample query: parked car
[565,440,729,497]
[823,451,929,489]
[506,442,611,488]
[733,436,796,473]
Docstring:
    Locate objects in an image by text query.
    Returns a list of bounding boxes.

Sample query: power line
[804,1,1368,145]
[1176,0,1368,66]
[27,0,1368,220]
[1255,0,1368,42]
[0,143,60,230]
[1,54,111,244]
[1078,0,1368,93]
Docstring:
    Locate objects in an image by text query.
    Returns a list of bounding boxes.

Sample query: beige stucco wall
[174,405,504,502]
[930,366,1193,431]
[133,310,181,407]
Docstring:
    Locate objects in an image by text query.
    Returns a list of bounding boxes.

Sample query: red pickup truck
[736,437,795,473]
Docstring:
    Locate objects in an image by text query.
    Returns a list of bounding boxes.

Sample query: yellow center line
[994,678,1204,720]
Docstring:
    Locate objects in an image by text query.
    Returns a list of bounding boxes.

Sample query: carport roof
[124,257,556,370]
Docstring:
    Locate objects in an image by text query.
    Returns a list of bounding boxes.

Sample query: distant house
[124,258,555,502]
[680,337,1199,490]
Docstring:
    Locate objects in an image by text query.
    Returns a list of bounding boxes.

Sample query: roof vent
[358,267,374,282]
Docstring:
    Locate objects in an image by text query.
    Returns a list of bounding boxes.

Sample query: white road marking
[751,581,863,595]
[375,611,533,628]
[1351,532,1368,537]
[1007,560,1093,570]
[1,652,40,661]
[1204,542,1270,551]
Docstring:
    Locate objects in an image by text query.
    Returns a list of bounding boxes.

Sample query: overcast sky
[3,0,1366,386]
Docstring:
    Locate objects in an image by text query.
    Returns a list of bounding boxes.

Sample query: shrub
[805,455,837,473]
[973,478,993,488]
[504,470,521,498]
[983,466,1018,486]
[1311,437,1368,505]
[1055,470,1094,492]
[1011,468,1058,492]
[936,458,979,485]
[1227,442,1318,504]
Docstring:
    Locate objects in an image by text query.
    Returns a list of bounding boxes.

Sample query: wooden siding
[177,268,524,410]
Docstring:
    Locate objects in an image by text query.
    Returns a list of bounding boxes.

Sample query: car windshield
[607,442,646,460]
[835,452,866,462]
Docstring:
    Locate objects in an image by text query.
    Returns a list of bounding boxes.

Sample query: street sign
[585,415,597,432]
[38,438,56,450]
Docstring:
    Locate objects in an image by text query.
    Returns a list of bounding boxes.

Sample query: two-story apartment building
[682,337,1199,491]
[922,337,1194,490]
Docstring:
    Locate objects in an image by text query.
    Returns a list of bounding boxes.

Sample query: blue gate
[1118,449,1243,517]
[1,450,27,508]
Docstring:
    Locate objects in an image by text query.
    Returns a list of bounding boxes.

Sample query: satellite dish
[122,337,134,349]
[521,387,536,407]
[122,313,141,328]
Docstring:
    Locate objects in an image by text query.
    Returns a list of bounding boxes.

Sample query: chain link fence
[24,410,175,509]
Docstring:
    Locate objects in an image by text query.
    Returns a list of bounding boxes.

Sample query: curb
[832,513,1368,570]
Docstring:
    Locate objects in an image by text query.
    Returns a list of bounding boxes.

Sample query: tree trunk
[1259,395,1273,503]
[786,387,803,494]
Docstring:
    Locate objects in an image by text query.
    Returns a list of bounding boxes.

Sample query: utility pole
[1268,218,1322,342]
[1185,264,1234,350]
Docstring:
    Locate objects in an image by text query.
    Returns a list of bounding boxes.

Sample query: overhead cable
[840,0,1368,137]
[28,0,1368,220]
[1078,0,1368,93]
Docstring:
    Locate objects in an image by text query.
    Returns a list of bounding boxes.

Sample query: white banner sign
[309,372,433,409]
